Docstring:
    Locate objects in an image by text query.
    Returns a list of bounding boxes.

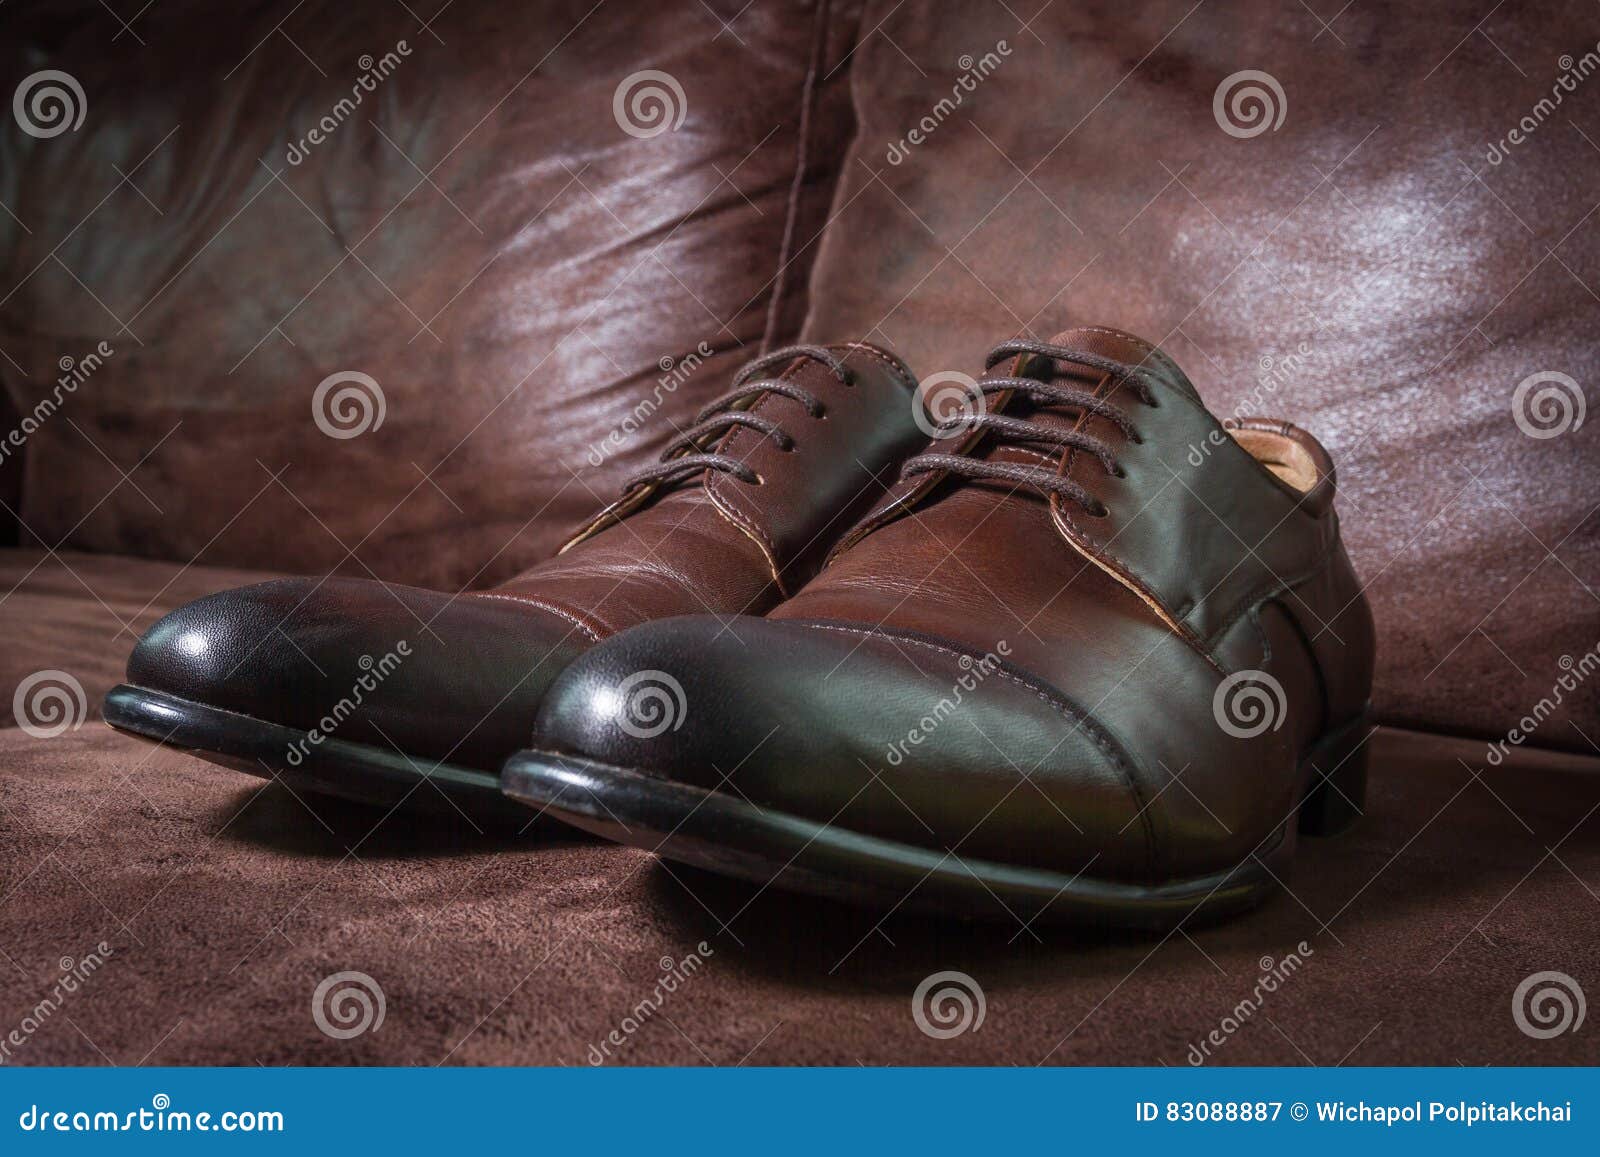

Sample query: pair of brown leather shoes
[107,327,1374,928]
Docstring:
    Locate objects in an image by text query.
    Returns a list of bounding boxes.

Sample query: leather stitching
[825,354,1022,561]
[701,355,808,594]
[704,485,788,596]
[471,592,609,642]
[1054,373,1328,661]
[705,341,883,591]
[789,619,1161,880]
[1065,326,1186,383]
[1203,536,1340,652]
[841,341,918,393]
[1053,498,1216,671]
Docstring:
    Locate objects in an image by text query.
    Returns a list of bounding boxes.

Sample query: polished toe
[124,577,593,769]
[531,614,1157,880]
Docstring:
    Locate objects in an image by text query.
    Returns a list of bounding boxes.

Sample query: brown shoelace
[621,344,847,491]
[901,338,1162,516]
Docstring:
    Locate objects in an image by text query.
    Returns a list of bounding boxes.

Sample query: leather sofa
[1,0,1596,1064]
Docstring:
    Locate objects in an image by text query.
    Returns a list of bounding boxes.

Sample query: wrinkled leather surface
[123,343,924,769]
[799,1,1599,748]
[534,329,1377,882]
[0,0,864,587]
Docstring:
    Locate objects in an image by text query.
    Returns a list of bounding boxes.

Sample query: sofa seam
[758,0,834,356]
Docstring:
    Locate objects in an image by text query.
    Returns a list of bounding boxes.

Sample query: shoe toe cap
[123,577,593,767]
[532,615,1154,878]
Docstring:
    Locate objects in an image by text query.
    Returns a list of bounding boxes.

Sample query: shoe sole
[103,683,533,827]
[500,711,1371,929]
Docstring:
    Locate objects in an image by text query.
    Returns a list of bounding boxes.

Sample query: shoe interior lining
[1228,428,1320,494]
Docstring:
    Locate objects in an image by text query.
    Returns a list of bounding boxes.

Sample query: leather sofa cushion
[799,0,1600,748]
[0,0,862,588]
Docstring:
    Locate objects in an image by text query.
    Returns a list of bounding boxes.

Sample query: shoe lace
[900,338,1162,516]
[621,344,846,491]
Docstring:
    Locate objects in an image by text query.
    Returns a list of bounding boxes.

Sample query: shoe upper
[121,343,927,770]
[531,327,1377,883]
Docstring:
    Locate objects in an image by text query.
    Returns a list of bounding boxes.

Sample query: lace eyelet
[1110,465,1126,479]
[812,406,827,419]
[1090,502,1110,518]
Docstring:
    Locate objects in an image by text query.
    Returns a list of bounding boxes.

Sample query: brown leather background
[0,0,862,587]
[799,0,1600,749]
[1,0,1596,745]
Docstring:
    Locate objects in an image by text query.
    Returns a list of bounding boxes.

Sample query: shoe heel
[1297,710,1371,837]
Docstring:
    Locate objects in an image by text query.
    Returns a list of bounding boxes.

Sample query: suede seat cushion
[2,716,1597,1064]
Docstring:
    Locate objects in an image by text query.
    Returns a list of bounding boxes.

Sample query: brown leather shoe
[103,343,926,825]
[503,327,1376,925]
